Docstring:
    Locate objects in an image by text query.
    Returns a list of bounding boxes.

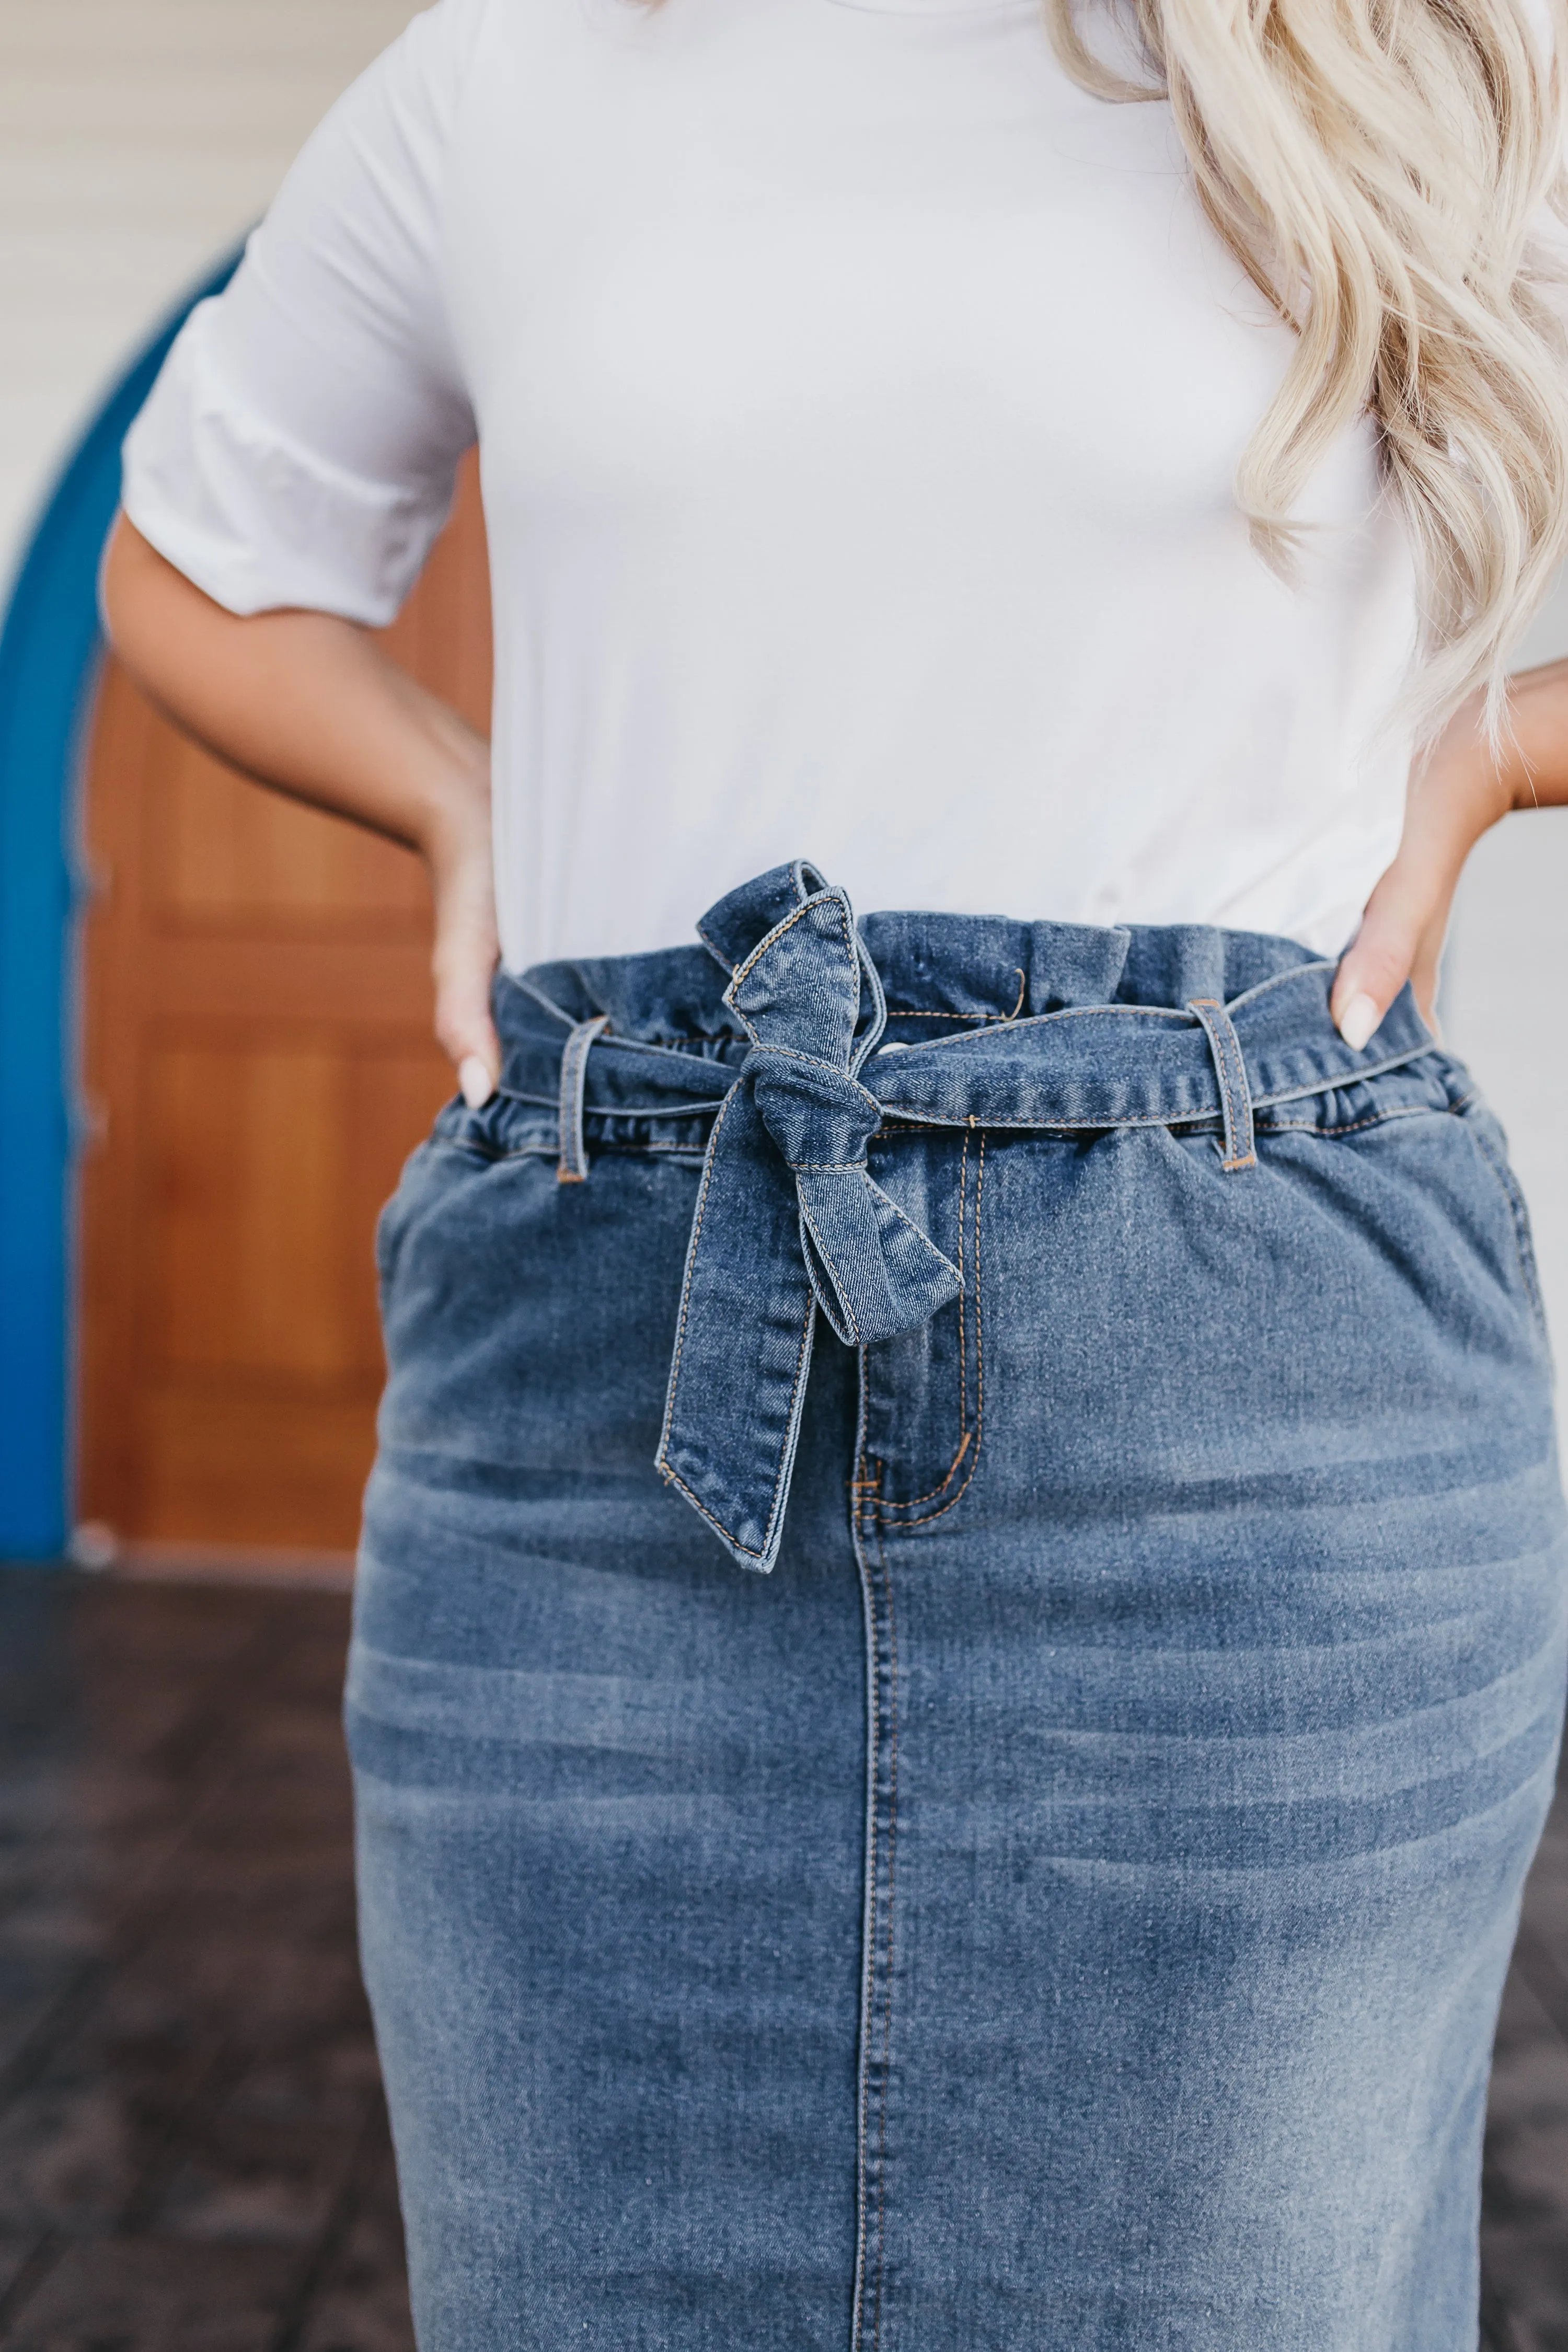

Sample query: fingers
[1330,745,1489,1048]
[1332,988,1383,1054]
[435,938,501,1103]
[1331,700,1519,1048]
[1403,897,1450,1043]
[1330,861,1427,1049]
[456,1055,494,1111]
[437,972,501,1107]
[430,855,501,1108]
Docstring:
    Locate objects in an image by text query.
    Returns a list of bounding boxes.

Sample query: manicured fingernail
[1337,992,1379,1052]
[458,1055,494,1110]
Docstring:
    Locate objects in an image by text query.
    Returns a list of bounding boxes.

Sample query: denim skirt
[349,861,1566,2352]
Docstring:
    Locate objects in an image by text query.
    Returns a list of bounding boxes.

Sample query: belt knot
[655,860,961,1571]
[742,1045,881,1173]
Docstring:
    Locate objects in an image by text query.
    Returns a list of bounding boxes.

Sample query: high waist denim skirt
[349,861,1567,2352]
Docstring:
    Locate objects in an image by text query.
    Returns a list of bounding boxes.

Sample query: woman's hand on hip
[424,779,502,1109]
[1331,660,1568,1047]
[101,510,502,1103]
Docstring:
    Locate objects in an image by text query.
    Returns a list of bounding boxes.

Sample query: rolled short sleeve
[121,0,482,625]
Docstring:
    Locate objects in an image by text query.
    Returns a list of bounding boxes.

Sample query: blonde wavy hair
[1048,0,1568,734]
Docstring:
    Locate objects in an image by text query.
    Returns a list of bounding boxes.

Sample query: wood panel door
[77,457,491,1566]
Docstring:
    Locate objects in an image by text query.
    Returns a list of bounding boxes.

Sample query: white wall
[1446,815,1568,1406]
[1446,578,1568,1422]
[0,0,417,597]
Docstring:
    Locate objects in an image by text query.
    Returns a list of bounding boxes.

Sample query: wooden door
[77,456,491,1569]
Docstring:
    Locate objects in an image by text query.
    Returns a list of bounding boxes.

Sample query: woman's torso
[123,0,1422,964]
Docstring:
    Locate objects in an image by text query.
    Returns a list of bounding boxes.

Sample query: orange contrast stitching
[871,1510,899,2352]
[1257,1103,1442,1138]
[873,1133,987,1532]
[873,1131,972,1511]
[851,1413,879,2332]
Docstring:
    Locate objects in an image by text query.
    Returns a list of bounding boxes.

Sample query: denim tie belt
[525,860,1435,1573]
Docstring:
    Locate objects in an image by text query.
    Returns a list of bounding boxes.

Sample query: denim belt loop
[556,1014,612,1184]
[1187,997,1256,1173]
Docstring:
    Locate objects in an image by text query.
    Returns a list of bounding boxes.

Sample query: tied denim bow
[656,861,961,1571]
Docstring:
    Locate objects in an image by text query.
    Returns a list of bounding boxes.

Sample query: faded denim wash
[349,860,1567,2352]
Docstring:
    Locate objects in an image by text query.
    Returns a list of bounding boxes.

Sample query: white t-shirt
[121,0,1422,967]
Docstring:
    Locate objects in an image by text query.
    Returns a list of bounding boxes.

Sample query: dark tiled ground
[0,1571,410,2352]
[0,1569,1564,2350]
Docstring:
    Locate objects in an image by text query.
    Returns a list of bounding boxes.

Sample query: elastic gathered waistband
[478,862,1439,1577]
[522,904,1347,1034]
[500,911,1431,1137]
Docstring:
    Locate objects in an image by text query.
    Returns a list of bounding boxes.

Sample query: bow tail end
[794,1168,962,1348]
[655,1094,822,1573]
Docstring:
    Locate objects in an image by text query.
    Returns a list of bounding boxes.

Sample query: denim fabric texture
[350,862,1566,2352]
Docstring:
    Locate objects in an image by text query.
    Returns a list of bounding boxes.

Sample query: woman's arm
[1331,660,1568,1047]
[100,511,501,1105]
